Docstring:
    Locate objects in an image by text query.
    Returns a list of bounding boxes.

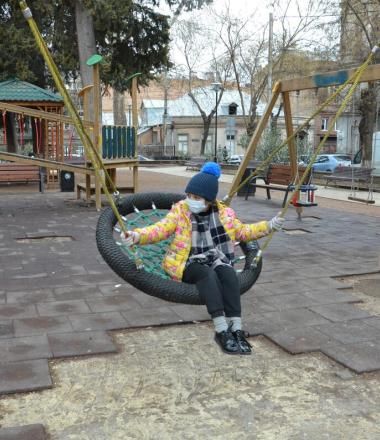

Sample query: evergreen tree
[0,1,212,91]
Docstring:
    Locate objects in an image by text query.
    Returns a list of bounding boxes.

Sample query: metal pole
[268,12,274,99]
[214,89,218,162]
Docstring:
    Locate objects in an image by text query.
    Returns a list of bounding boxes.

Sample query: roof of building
[140,86,268,127]
[0,78,63,103]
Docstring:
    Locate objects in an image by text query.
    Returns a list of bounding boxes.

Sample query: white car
[227,155,242,165]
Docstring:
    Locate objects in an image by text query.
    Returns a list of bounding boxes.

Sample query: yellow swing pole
[224,56,376,204]
[19,3,124,221]
[19,1,145,269]
[254,48,377,263]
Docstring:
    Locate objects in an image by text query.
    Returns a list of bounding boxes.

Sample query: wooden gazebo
[0,78,64,162]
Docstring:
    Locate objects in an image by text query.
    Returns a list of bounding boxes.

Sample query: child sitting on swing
[122,162,284,355]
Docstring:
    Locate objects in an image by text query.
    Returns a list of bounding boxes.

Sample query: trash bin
[60,170,75,192]
[237,167,256,197]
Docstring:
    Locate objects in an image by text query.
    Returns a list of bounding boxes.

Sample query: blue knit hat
[185,162,221,201]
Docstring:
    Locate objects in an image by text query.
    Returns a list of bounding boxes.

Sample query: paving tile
[308,303,373,322]
[315,321,380,344]
[243,313,283,336]
[260,293,320,310]
[0,304,38,319]
[14,316,73,336]
[122,306,183,327]
[48,331,117,357]
[5,289,55,304]
[86,294,142,313]
[266,326,336,354]
[363,317,380,330]
[0,359,52,395]
[36,300,91,316]
[321,340,380,373]
[0,321,14,339]
[53,285,103,301]
[302,289,361,305]
[98,283,138,296]
[0,335,52,363]
[256,280,311,295]
[258,308,331,330]
[0,424,47,440]
[68,312,128,331]
[127,291,171,308]
[168,304,210,322]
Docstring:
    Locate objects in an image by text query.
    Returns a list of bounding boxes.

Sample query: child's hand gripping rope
[268,213,285,232]
[120,231,140,246]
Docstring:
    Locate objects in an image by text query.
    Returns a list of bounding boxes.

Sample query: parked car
[227,154,243,165]
[311,154,352,173]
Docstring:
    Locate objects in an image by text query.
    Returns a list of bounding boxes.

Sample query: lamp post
[212,82,222,162]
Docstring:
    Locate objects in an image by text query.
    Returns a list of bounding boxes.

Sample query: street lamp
[212,82,222,162]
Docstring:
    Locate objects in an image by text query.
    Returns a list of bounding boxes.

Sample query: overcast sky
[158,0,332,74]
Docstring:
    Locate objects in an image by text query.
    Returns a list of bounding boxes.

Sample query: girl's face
[185,193,210,214]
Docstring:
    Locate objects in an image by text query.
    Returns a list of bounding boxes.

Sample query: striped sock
[213,315,228,333]
[227,317,242,332]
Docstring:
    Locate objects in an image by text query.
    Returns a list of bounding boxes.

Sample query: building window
[228,103,238,115]
[226,134,235,141]
[177,134,189,154]
[321,118,328,131]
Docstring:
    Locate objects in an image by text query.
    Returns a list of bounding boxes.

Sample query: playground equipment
[19,1,380,304]
[96,52,380,304]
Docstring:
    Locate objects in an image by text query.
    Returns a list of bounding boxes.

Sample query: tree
[215,0,322,137]
[0,1,77,86]
[76,0,213,123]
[172,17,232,155]
[322,0,380,166]
[342,0,380,166]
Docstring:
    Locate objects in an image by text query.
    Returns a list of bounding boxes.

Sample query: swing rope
[117,46,373,277]
[20,1,145,269]
[224,49,378,205]
[253,46,378,263]
[19,0,377,277]
[19,2,146,254]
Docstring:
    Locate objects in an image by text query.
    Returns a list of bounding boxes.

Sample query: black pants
[183,263,241,318]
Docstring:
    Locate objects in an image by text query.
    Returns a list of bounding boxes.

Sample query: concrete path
[141,165,380,204]
[0,169,379,439]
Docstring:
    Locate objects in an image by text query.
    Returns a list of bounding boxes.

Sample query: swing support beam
[227,62,380,207]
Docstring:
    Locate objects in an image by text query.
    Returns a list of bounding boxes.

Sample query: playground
[0,169,379,439]
[0,3,380,438]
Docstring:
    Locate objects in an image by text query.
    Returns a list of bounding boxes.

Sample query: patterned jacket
[135,200,270,281]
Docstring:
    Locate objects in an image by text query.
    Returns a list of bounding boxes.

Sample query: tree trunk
[113,90,127,125]
[358,85,376,166]
[200,115,213,155]
[75,0,96,87]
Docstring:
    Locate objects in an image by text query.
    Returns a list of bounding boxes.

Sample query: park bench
[245,163,315,207]
[0,163,43,192]
[325,166,374,190]
[185,157,206,171]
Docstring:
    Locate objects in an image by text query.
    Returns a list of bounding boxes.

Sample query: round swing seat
[96,192,263,305]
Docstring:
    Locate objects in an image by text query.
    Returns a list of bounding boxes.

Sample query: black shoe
[214,330,240,355]
[233,330,252,355]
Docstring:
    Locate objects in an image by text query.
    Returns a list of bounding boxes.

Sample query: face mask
[186,197,207,214]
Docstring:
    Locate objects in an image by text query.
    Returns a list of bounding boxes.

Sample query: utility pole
[162,1,185,158]
[267,12,274,99]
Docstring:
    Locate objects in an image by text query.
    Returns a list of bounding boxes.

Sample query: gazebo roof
[0,78,63,103]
